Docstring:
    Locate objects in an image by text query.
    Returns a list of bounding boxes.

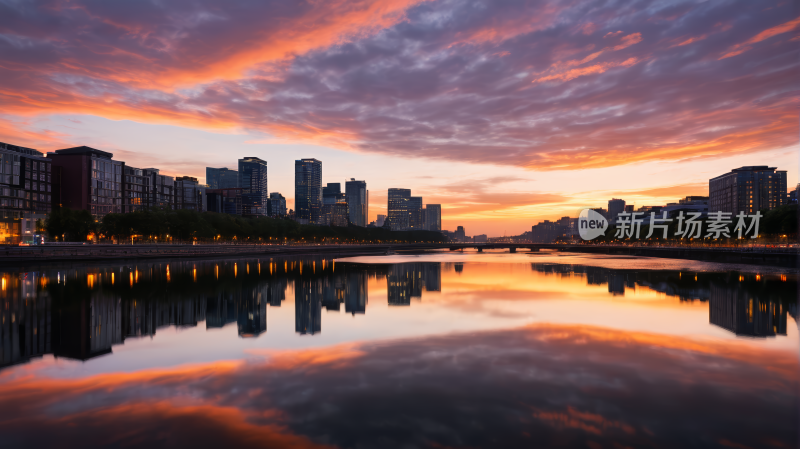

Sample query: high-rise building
[267,192,286,217]
[206,188,242,215]
[205,167,239,189]
[48,146,123,217]
[238,157,268,216]
[174,176,205,211]
[608,198,625,222]
[709,166,787,214]
[387,188,411,230]
[455,226,466,242]
[142,168,174,210]
[123,166,149,213]
[424,204,441,231]
[295,158,322,224]
[376,214,386,227]
[409,196,423,229]
[345,179,368,227]
[0,142,52,244]
[321,183,348,226]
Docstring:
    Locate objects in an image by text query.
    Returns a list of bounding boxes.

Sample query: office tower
[387,188,411,230]
[321,183,348,226]
[455,226,466,242]
[624,205,634,213]
[322,183,343,204]
[295,159,322,224]
[174,176,205,211]
[424,204,441,231]
[409,196,423,229]
[345,179,368,227]
[142,168,174,210]
[0,142,52,244]
[608,198,625,221]
[709,166,787,214]
[206,167,239,189]
[376,214,386,227]
[295,278,322,334]
[268,192,287,217]
[238,157,268,216]
[205,188,243,215]
[123,166,149,213]
[48,146,122,217]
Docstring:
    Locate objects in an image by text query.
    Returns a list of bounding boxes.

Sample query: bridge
[0,242,796,268]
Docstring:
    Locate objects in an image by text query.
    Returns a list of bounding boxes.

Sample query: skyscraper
[387,188,410,230]
[268,192,286,217]
[709,166,788,214]
[205,167,239,189]
[295,158,322,224]
[409,196,423,229]
[424,204,441,231]
[238,157,268,216]
[608,198,625,222]
[345,178,368,227]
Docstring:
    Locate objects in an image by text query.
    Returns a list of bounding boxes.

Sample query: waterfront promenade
[1,242,796,268]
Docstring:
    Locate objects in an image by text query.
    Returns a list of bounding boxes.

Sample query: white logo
[579,209,608,240]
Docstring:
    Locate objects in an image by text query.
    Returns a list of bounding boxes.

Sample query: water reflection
[530,262,796,337]
[0,256,797,448]
[1,259,795,372]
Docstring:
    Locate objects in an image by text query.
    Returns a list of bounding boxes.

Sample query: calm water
[0,251,797,448]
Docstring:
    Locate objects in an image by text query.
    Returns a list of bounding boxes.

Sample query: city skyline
[0,1,796,236]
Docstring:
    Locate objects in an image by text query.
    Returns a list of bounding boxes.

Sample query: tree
[45,208,97,242]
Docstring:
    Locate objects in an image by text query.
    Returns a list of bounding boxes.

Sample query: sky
[0,0,797,236]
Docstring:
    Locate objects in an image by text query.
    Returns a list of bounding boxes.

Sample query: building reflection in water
[388,263,441,306]
[531,263,797,338]
[0,260,794,371]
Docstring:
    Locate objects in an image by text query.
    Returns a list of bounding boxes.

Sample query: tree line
[44,208,446,244]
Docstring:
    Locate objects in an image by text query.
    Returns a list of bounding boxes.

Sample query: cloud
[0,0,796,172]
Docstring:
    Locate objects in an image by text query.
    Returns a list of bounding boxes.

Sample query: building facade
[174,176,205,211]
[123,166,149,213]
[709,166,787,215]
[206,167,239,189]
[608,198,625,222]
[268,192,287,217]
[48,146,123,217]
[142,168,174,210]
[345,179,368,227]
[408,196,423,229]
[0,142,52,244]
[238,157,268,216]
[387,188,411,230]
[294,158,322,224]
[424,204,441,231]
[206,188,243,215]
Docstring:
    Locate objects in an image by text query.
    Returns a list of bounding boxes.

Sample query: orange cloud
[720,16,800,59]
